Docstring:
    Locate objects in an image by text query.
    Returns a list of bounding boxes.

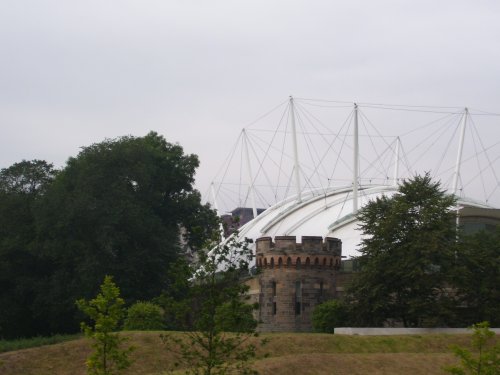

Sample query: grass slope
[0,334,81,353]
[0,331,489,375]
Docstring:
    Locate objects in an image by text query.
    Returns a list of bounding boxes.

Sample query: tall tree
[453,227,500,326]
[0,160,57,338]
[0,159,57,195]
[346,173,457,327]
[34,132,218,334]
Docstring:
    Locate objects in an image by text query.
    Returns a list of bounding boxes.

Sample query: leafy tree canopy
[312,300,349,333]
[1,134,220,338]
[0,159,57,196]
[346,173,458,327]
[34,132,219,333]
[123,301,165,331]
[453,227,500,326]
[0,160,57,338]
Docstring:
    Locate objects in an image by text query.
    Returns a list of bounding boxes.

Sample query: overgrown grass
[1,331,498,375]
[0,334,82,353]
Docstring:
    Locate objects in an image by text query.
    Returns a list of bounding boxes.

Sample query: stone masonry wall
[251,236,342,332]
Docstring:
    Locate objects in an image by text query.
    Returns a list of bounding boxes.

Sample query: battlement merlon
[255,235,342,257]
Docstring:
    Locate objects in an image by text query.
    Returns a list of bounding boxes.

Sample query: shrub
[445,321,500,374]
[123,302,165,331]
[312,300,348,333]
[215,301,258,333]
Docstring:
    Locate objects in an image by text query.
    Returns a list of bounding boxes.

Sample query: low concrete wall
[335,327,500,335]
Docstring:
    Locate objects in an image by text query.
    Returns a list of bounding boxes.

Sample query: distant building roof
[221,207,266,236]
[230,184,499,259]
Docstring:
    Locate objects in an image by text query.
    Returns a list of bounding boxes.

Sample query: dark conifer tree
[346,173,458,327]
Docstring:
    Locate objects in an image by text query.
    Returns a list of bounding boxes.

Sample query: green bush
[445,321,500,374]
[312,300,348,333]
[123,302,165,331]
[215,301,258,333]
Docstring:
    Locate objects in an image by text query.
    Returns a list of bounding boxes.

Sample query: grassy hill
[0,331,488,375]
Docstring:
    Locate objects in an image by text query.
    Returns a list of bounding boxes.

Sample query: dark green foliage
[123,302,165,331]
[312,300,348,333]
[0,160,57,339]
[214,301,258,333]
[453,228,500,326]
[161,236,263,375]
[37,132,201,307]
[155,258,195,330]
[445,322,500,375]
[76,276,133,375]
[346,174,458,327]
[0,133,219,338]
[34,132,217,335]
[0,159,57,195]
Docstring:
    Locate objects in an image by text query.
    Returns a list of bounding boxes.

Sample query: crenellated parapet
[248,235,343,332]
[255,235,342,270]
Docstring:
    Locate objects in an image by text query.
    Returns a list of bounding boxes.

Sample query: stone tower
[252,235,342,332]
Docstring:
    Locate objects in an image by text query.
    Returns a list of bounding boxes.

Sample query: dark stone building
[247,235,342,332]
[221,207,266,236]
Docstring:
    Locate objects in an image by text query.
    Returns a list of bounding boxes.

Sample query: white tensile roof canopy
[206,98,500,259]
[235,184,495,259]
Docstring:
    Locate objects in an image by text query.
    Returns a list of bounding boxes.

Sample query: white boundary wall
[335,327,500,335]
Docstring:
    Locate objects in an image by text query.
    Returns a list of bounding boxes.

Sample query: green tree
[76,276,133,375]
[0,159,57,195]
[161,236,262,375]
[346,173,457,327]
[123,301,165,331]
[453,228,500,326]
[0,160,57,338]
[312,300,348,333]
[445,322,500,375]
[155,258,195,330]
[34,132,218,334]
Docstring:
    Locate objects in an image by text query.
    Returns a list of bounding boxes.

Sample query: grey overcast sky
[1,0,500,203]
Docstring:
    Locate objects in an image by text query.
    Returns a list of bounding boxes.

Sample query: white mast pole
[243,129,258,219]
[452,108,468,196]
[353,103,359,214]
[210,182,225,240]
[393,136,400,186]
[290,96,302,203]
